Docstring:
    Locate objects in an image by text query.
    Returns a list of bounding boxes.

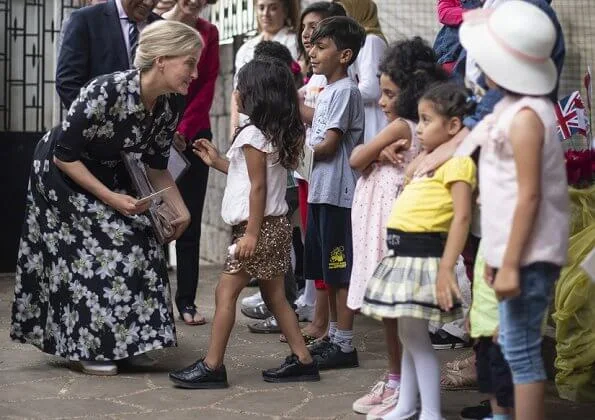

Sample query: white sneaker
[76,360,118,376]
[241,291,263,307]
[295,303,315,322]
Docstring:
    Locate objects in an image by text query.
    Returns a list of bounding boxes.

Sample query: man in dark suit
[56,0,160,108]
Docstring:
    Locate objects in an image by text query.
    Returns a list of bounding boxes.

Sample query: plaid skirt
[361,255,463,323]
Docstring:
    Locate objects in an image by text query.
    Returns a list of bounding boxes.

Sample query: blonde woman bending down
[10,21,200,376]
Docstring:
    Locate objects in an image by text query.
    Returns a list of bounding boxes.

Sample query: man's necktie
[128,19,138,67]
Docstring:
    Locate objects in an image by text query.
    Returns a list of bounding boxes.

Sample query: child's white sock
[334,329,354,353]
[328,321,338,340]
[387,373,401,389]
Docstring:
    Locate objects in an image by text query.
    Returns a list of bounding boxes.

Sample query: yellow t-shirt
[386,156,477,232]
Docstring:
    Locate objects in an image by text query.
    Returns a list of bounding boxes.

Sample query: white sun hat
[459,0,557,96]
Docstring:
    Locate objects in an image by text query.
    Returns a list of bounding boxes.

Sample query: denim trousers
[498,262,560,384]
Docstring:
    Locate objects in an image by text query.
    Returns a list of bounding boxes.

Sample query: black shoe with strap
[262,354,320,383]
[169,359,228,389]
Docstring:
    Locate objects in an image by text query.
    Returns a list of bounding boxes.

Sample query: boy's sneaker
[460,400,492,419]
[366,389,400,419]
[352,381,395,414]
[313,343,359,370]
[241,291,263,307]
[307,336,332,356]
[241,302,272,320]
[430,329,469,350]
[247,316,281,333]
[262,354,320,383]
[295,303,315,322]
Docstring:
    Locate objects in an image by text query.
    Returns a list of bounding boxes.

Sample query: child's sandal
[445,351,474,371]
[440,366,477,391]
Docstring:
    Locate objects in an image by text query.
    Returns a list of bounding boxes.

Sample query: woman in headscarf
[333,0,388,143]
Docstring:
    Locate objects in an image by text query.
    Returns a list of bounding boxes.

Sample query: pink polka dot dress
[347,119,420,310]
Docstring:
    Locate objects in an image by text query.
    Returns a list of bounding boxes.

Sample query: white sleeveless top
[458,95,569,267]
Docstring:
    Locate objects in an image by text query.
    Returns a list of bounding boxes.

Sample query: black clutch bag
[121,152,179,244]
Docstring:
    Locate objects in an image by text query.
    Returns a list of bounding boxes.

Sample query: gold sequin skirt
[224,216,291,281]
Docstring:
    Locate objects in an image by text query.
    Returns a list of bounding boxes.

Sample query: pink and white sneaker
[365,387,400,420]
[352,381,396,414]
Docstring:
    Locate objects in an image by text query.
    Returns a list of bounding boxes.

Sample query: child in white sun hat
[457,2,569,420]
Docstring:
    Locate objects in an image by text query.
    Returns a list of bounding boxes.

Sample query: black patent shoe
[262,354,320,383]
[306,336,332,356]
[169,359,228,389]
[313,343,359,370]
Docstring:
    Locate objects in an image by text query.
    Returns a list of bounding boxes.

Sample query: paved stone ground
[1,268,593,419]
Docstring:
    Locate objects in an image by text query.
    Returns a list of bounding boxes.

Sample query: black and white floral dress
[10,70,184,361]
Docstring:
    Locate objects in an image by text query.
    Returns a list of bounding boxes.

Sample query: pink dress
[347,119,420,310]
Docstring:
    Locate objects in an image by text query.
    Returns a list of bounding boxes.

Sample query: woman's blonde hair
[134,20,203,70]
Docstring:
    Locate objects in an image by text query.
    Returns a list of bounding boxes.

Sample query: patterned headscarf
[335,0,386,43]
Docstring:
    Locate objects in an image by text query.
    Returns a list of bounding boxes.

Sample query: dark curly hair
[235,59,305,170]
[378,36,448,121]
[421,82,477,121]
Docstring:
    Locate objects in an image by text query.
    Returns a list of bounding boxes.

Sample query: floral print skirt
[10,131,177,361]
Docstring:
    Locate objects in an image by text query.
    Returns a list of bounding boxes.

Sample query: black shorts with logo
[304,203,352,288]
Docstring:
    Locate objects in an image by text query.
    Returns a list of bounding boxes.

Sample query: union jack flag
[554,91,590,140]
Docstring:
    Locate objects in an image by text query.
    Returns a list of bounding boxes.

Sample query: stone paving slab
[1,268,594,419]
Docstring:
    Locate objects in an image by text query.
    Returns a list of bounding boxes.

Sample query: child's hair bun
[421,82,477,120]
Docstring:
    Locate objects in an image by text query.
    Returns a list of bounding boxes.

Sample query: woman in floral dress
[10,20,201,376]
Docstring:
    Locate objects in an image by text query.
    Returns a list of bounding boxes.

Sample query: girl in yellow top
[361,83,476,420]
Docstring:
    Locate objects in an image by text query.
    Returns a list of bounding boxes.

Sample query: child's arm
[437,0,463,26]
[437,180,472,311]
[192,138,230,174]
[313,128,343,161]
[493,109,544,298]
[299,88,315,126]
[349,119,412,172]
[236,145,267,260]
[415,126,470,176]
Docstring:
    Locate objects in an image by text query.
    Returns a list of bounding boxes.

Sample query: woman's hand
[436,265,462,311]
[193,138,220,167]
[169,211,191,242]
[105,192,151,216]
[236,233,258,261]
[173,132,188,152]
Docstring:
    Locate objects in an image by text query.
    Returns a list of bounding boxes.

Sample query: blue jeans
[498,262,560,385]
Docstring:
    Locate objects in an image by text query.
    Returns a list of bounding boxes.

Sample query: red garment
[437,0,463,26]
[297,180,327,291]
[441,61,457,74]
[176,18,220,141]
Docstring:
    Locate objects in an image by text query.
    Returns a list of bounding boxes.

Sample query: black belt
[386,229,446,258]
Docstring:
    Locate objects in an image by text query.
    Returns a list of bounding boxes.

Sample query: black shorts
[304,203,352,287]
[475,337,514,408]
